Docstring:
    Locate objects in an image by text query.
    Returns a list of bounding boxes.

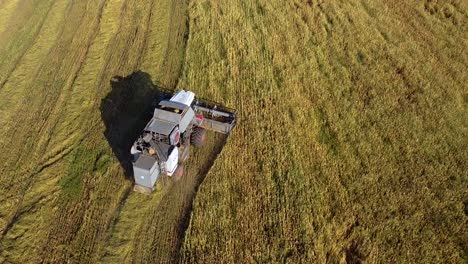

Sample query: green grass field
[0,0,467,263]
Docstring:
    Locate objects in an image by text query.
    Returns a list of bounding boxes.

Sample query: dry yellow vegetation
[0,0,196,262]
[0,0,466,263]
[178,0,467,263]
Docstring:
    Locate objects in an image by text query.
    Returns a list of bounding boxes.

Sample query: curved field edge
[179,0,467,263]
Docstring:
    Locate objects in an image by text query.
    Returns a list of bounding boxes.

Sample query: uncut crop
[178,0,467,263]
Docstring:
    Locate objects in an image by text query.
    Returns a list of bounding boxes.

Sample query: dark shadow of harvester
[100,70,237,184]
[100,70,237,262]
[100,71,171,178]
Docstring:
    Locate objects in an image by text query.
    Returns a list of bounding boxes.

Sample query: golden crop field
[0,0,467,263]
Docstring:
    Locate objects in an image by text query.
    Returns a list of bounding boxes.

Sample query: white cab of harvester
[131,89,237,194]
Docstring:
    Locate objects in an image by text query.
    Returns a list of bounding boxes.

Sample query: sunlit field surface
[179,0,467,262]
[0,0,466,263]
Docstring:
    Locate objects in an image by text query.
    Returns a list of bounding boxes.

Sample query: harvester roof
[145,118,176,135]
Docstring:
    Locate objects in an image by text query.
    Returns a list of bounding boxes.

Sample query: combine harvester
[131,90,237,194]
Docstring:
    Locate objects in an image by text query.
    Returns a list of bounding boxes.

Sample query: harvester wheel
[173,164,184,182]
[190,127,206,148]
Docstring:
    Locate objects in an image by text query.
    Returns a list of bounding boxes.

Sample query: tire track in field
[33,0,110,160]
[99,0,195,262]
[147,135,228,263]
[0,0,76,181]
[4,0,204,262]
[23,0,112,216]
[90,0,130,100]
[0,0,71,241]
[69,2,164,258]
[136,0,156,67]
[102,1,236,261]
[19,0,102,165]
[40,1,160,262]
[0,1,109,258]
[34,0,131,260]
[0,0,57,91]
[163,0,191,89]
[51,0,157,260]
[42,0,128,156]
[0,0,93,196]
[0,164,63,263]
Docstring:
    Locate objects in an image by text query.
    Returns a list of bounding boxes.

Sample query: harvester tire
[190,127,206,148]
